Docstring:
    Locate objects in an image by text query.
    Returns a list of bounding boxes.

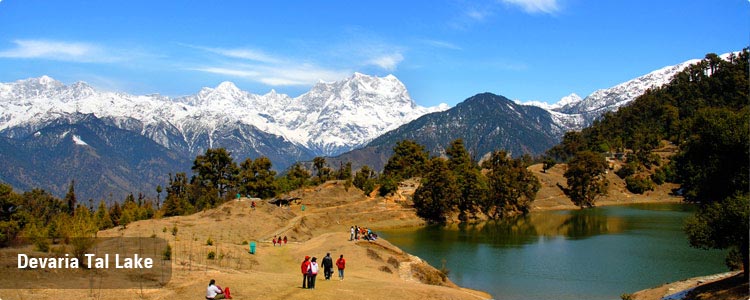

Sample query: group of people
[272,235,287,246]
[349,225,378,241]
[301,253,346,289]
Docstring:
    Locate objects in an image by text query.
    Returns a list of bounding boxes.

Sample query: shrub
[207,250,216,260]
[625,175,655,194]
[651,168,666,185]
[206,237,214,246]
[378,266,393,273]
[387,256,400,269]
[616,162,638,179]
[366,248,382,261]
[163,244,172,261]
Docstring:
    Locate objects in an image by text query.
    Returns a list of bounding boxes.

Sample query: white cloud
[183,44,282,64]
[465,8,491,21]
[0,39,119,63]
[367,53,404,71]
[190,62,350,87]
[421,39,462,50]
[500,0,560,14]
[191,67,261,78]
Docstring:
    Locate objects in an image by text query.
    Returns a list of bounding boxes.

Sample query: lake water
[380,203,727,300]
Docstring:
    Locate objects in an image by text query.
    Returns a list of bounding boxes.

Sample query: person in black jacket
[322,253,334,280]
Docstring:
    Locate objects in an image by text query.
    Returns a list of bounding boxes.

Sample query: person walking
[349,226,355,241]
[336,254,346,281]
[300,256,311,289]
[308,257,319,289]
[322,253,333,280]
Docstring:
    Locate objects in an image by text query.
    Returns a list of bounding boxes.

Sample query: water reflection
[440,209,626,247]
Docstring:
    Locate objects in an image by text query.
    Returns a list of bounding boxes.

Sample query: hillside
[2,181,490,300]
[330,92,563,171]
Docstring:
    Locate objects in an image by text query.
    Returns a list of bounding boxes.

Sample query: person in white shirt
[206,279,225,299]
[307,257,319,289]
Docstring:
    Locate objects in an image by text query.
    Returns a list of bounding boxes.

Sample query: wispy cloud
[188,39,403,86]
[182,44,283,64]
[367,53,404,71]
[500,0,561,14]
[465,8,491,21]
[0,39,121,63]
[188,47,352,86]
[421,39,462,50]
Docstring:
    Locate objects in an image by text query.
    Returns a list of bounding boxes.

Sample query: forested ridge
[547,49,749,278]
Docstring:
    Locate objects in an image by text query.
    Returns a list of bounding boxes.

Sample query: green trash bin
[249,242,256,254]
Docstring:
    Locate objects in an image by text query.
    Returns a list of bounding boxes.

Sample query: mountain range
[0,53,715,200]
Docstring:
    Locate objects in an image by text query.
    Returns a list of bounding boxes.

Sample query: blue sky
[0,0,747,107]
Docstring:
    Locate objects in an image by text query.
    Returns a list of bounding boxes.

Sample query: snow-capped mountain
[550,58,702,128]
[0,73,446,160]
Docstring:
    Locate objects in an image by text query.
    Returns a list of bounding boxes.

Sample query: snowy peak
[552,93,583,110]
[0,72,444,157]
[554,58,702,116]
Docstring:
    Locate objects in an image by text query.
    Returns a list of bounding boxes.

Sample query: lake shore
[1,164,699,300]
[2,181,490,300]
[630,271,747,300]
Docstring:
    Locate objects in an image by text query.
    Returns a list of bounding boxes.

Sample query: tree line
[544,50,749,278]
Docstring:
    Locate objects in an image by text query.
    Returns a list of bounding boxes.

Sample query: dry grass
[2,181,489,300]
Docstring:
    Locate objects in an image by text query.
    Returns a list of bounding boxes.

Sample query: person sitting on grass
[206,279,225,300]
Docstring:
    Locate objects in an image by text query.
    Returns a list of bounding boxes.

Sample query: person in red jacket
[335,254,346,281]
[301,256,311,288]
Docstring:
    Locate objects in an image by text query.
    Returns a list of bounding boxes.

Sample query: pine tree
[413,158,460,223]
[192,148,238,198]
[483,151,540,218]
[64,180,76,216]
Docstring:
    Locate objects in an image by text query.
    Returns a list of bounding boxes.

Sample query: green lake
[380,203,727,300]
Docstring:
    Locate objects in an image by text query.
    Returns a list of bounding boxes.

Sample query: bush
[163,244,172,261]
[378,266,393,273]
[206,237,214,246]
[651,168,667,185]
[625,175,655,194]
[366,248,382,261]
[725,247,744,271]
[387,256,400,269]
[207,250,216,260]
[378,176,398,197]
[616,162,638,179]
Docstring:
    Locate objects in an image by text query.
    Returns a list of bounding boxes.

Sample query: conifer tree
[413,158,460,223]
[64,180,76,216]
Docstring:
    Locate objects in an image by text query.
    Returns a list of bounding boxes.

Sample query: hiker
[251,201,256,210]
[206,279,225,299]
[354,225,359,240]
[301,256,311,289]
[336,254,346,280]
[322,253,333,280]
[273,236,277,247]
[349,226,355,241]
[283,236,287,245]
[308,257,319,289]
